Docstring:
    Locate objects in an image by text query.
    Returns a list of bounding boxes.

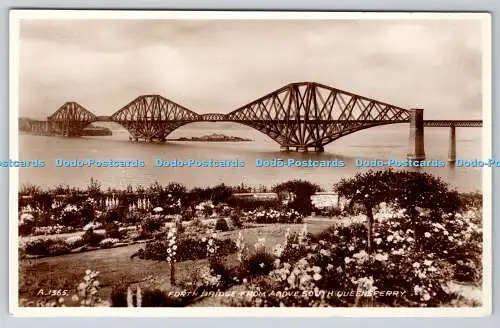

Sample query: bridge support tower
[407,108,426,160]
[448,124,456,163]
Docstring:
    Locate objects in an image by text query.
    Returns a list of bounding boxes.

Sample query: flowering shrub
[166,227,178,263]
[235,232,249,263]
[215,218,230,231]
[104,222,124,239]
[231,204,482,308]
[65,235,85,248]
[58,204,84,227]
[19,212,35,236]
[83,221,102,231]
[83,229,106,247]
[75,270,109,306]
[140,214,165,234]
[99,238,120,248]
[24,238,72,256]
[33,224,76,236]
[137,233,237,262]
[244,208,303,224]
[196,200,215,217]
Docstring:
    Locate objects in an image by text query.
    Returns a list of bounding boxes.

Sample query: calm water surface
[18,122,483,192]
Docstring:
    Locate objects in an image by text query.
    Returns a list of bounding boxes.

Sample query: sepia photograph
[9,10,491,316]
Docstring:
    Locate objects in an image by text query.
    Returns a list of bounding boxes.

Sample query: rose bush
[229,204,482,307]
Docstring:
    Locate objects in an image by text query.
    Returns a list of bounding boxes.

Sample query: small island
[169,133,253,142]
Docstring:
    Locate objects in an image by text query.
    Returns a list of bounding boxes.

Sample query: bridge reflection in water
[25,82,482,162]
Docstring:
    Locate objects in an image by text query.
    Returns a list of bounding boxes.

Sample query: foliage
[335,169,461,251]
[24,238,71,256]
[459,192,482,210]
[215,218,230,232]
[104,222,123,239]
[65,235,86,249]
[230,209,243,228]
[138,234,237,262]
[231,204,482,307]
[140,214,165,234]
[242,250,276,276]
[82,229,106,247]
[272,179,322,215]
[243,208,303,224]
[227,195,281,211]
[99,238,120,248]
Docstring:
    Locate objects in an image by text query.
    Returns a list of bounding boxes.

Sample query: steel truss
[47,102,97,136]
[110,95,200,141]
[226,82,411,149]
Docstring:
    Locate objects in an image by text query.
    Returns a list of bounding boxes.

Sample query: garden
[17,171,483,308]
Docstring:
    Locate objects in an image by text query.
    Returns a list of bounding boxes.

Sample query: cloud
[18,18,485,120]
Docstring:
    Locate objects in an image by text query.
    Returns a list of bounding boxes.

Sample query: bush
[124,211,144,225]
[241,205,482,307]
[215,218,230,232]
[141,214,165,234]
[46,242,72,256]
[19,213,35,236]
[65,235,85,249]
[24,238,71,256]
[104,222,123,239]
[335,169,461,251]
[230,210,243,228]
[99,238,120,248]
[242,250,276,276]
[272,180,322,215]
[19,223,34,236]
[208,256,237,288]
[244,209,303,224]
[82,229,106,247]
[58,204,84,227]
[138,236,237,262]
[110,281,128,307]
[227,196,281,211]
[103,209,122,224]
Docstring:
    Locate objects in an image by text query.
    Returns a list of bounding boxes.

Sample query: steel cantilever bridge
[41,82,482,161]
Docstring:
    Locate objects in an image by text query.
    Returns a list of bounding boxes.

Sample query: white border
[8,10,493,317]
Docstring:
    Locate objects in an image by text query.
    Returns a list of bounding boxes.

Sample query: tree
[87,177,102,198]
[334,169,461,253]
[272,180,322,215]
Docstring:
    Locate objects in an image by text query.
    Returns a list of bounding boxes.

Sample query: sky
[18,17,486,120]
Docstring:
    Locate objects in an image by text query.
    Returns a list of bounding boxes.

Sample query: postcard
[9,10,492,316]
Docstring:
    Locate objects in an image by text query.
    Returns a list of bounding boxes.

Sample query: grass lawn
[19,218,337,305]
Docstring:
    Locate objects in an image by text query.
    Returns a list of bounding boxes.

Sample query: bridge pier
[448,124,456,163]
[407,108,426,160]
[284,145,325,152]
[280,146,290,152]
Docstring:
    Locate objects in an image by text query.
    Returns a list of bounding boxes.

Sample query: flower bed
[33,224,77,236]
[225,204,483,307]
[243,209,303,224]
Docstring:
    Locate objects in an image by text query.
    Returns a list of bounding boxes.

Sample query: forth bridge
[22,82,482,162]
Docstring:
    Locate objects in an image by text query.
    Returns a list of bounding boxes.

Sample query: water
[18,122,483,192]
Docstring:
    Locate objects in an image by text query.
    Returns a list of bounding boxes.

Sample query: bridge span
[24,82,481,162]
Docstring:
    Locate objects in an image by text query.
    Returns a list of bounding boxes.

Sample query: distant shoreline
[167,139,253,142]
[167,134,253,142]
